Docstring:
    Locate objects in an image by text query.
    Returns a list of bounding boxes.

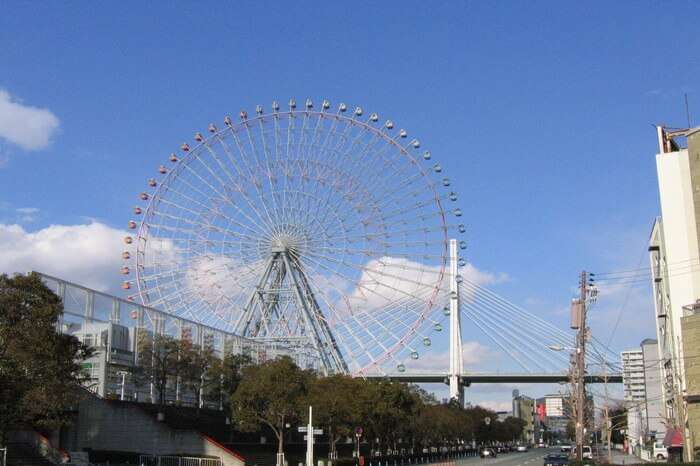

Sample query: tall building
[535,394,570,442]
[622,349,646,404]
[513,392,535,444]
[621,340,666,448]
[649,125,700,460]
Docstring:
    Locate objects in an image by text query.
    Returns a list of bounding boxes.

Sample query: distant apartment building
[649,125,700,459]
[622,349,646,404]
[535,394,569,442]
[513,392,535,444]
[621,340,666,448]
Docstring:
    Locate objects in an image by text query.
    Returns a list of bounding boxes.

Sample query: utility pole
[572,270,589,462]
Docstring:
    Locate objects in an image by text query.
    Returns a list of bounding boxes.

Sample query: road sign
[314,429,323,435]
[298,427,308,432]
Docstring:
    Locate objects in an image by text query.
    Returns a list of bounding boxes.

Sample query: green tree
[179,335,219,413]
[0,273,91,443]
[566,420,576,441]
[360,380,417,452]
[208,352,253,413]
[306,374,363,459]
[501,416,526,443]
[608,404,627,444]
[135,332,182,405]
[231,356,310,457]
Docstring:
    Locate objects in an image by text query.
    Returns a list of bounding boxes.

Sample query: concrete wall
[682,313,700,453]
[641,340,666,441]
[656,148,700,392]
[73,397,244,466]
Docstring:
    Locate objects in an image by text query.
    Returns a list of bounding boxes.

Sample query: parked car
[481,448,497,458]
[571,446,593,460]
[517,445,529,452]
[653,444,668,461]
[544,453,570,466]
[560,445,572,453]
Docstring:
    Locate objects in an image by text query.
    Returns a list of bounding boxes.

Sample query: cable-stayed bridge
[38,238,622,405]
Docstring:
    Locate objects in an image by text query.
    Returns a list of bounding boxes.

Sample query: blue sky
[1,1,699,409]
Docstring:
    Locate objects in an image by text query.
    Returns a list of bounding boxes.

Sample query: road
[453,448,558,466]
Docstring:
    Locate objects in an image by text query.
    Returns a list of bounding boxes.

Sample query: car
[517,445,528,452]
[480,448,497,458]
[560,445,572,453]
[653,444,668,461]
[571,446,593,460]
[544,453,570,466]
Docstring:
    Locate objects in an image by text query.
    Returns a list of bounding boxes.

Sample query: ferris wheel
[121,99,466,375]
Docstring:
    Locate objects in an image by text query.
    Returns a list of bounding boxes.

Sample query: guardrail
[138,455,222,466]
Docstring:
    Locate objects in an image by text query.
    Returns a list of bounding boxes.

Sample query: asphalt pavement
[453,448,559,466]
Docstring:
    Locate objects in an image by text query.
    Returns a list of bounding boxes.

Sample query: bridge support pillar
[448,239,464,405]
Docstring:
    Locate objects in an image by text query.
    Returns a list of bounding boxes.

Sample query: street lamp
[354,427,363,464]
[547,344,581,354]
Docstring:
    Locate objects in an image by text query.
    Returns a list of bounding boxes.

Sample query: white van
[571,446,593,459]
[653,444,668,461]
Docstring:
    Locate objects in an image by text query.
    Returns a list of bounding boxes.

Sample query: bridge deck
[366,372,622,384]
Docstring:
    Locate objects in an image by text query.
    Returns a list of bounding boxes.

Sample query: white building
[648,125,700,458]
[621,341,666,448]
[544,394,565,417]
[622,349,646,404]
[622,348,646,448]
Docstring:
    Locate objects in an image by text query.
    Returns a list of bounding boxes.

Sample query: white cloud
[461,263,509,286]
[15,207,40,223]
[0,221,125,292]
[345,256,508,315]
[0,89,60,151]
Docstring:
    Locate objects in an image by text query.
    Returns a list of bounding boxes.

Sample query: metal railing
[138,455,222,466]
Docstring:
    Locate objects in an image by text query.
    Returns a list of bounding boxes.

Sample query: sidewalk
[607,450,641,465]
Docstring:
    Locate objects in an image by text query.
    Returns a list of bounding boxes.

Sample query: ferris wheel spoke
[299,250,441,301]
[258,116,295,230]
[306,223,454,244]
[151,183,268,239]
[301,271,370,372]
[296,252,438,308]
[167,163,273,238]
[200,139,279,236]
[304,245,446,262]
[243,120,287,229]
[220,128,282,236]
[300,117,372,228]
[351,308,424,365]
[191,147,280,237]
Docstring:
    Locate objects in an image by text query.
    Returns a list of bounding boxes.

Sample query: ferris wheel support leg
[233,254,277,335]
[449,238,464,405]
[281,252,336,375]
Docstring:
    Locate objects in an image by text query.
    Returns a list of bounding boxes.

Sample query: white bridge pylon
[449,238,464,403]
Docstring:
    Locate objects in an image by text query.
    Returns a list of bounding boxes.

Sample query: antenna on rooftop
[685,93,692,127]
